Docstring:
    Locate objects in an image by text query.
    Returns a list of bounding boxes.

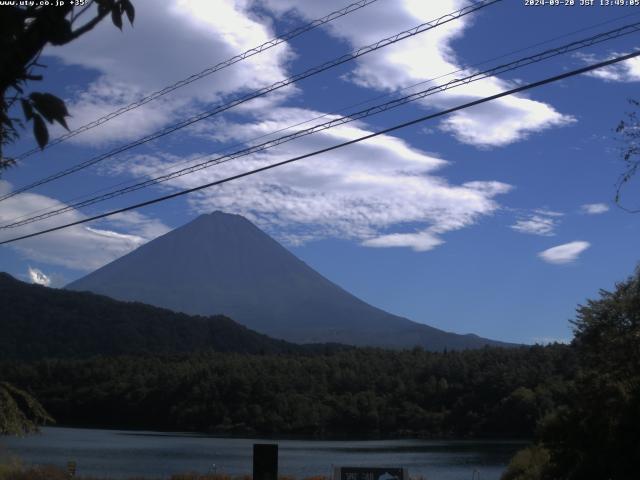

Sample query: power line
[5,9,638,228]
[12,0,382,161]
[2,50,638,246]
[0,0,501,203]
[3,20,639,229]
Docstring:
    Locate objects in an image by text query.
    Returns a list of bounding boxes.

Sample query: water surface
[2,427,525,480]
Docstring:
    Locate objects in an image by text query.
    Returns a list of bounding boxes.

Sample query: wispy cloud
[125,106,512,250]
[575,51,640,83]
[0,181,170,271]
[538,241,590,264]
[511,209,563,236]
[581,203,609,214]
[511,216,557,236]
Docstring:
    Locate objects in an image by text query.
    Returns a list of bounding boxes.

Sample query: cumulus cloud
[262,0,573,147]
[123,106,512,248]
[581,203,609,214]
[0,181,170,271]
[45,0,293,146]
[538,241,590,265]
[439,96,573,148]
[576,52,640,83]
[511,209,563,236]
[44,0,572,150]
[28,267,51,286]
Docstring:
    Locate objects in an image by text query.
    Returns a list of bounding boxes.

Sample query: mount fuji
[67,212,514,350]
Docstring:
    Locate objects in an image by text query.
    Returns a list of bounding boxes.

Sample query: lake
[2,427,525,480]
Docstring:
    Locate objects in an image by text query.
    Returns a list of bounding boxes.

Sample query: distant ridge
[67,211,516,350]
[0,272,337,360]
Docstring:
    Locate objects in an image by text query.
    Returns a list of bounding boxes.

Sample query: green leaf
[29,92,70,130]
[0,111,12,128]
[21,99,33,120]
[122,0,135,25]
[0,157,16,171]
[32,114,49,150]
[48,18,73,45]
[111,7,123,30]
[95,0,115,11]
[56,115,69,131]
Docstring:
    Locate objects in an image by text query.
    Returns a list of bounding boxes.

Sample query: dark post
[67,461,76,479]
[253,443,278,480]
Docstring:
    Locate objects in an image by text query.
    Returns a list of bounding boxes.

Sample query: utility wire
[2,50,638,246]
[3,21,640,229]
[5,9,638,227]
[12,0,382,160]
[0,0,501,203]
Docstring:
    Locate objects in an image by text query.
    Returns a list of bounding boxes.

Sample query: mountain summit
[67,211,512,350]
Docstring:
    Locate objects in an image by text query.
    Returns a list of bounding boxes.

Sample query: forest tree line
[0,344,575,438]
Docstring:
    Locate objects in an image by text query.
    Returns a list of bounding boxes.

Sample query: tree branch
[67,9,110,42]
[70,1,96,27]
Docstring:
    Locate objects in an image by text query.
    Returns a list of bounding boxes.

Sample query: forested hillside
[0,345,575,438]
[0,272,337,359]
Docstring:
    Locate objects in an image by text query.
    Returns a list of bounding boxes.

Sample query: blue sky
[1,0,639,344]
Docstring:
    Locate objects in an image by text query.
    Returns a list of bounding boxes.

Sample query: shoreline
[33,424,533,443]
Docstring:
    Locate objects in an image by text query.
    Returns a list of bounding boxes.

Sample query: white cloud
[55,79,182,148]
[262,0,573,147]
[581,203,609,214]
[533,208,563,217]
[438,93,574,148]
[538,241,590,265]
[123,106,512,249]
[84,226,147,247]
[105,211,172,240]
[0,181,170,271]
[45,0,293,146]
[511,209,563,236]
[576,52,640,83]
[362,230,444,252]
[512,216,556,236]
[28,267,51,286]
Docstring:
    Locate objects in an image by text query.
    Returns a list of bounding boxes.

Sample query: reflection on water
[3,427,525,480]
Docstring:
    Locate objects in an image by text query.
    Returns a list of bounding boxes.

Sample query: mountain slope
[0,272,325,360]
[67,211,514,350]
